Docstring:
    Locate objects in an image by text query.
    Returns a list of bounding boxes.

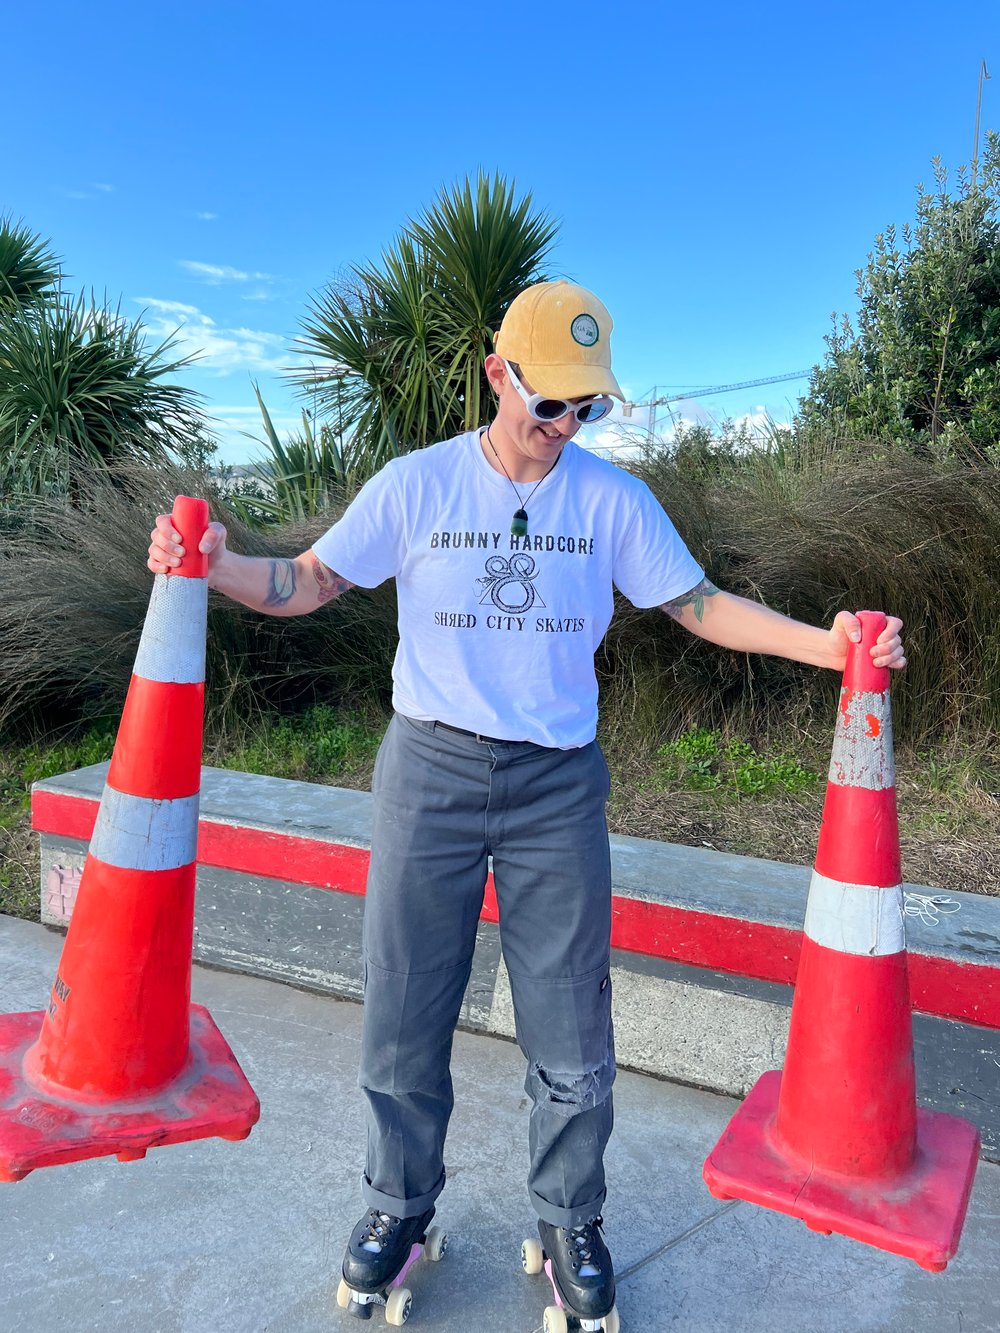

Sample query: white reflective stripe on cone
[828,688,896,791]
[803,870,906,957]
[89,786,200,872]
[132,575,208,685]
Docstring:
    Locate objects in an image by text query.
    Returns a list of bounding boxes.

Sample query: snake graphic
[476,554,546,615]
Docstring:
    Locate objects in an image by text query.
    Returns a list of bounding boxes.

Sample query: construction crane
[619,369,812,446]
[623,369,811,415]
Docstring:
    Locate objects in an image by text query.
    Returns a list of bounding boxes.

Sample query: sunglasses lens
[577,398,613,423]
[534,398,572,421]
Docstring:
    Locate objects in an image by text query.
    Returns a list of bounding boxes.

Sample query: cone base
[703,1071,980,1271]
[0,1004,260,1182]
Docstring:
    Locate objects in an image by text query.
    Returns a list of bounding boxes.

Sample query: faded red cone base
[0,1006,259,1182]
[704,1070,980,1272]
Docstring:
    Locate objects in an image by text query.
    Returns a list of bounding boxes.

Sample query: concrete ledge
[33,762,1000,1160]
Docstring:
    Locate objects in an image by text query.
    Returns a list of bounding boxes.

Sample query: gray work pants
[359,713,615,1228]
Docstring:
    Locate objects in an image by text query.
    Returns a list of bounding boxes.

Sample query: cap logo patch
[570,313,599,347]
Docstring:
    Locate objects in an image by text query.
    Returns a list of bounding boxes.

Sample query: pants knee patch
[360,958,469,1093]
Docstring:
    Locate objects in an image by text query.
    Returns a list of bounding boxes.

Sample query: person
[148,280,905,1328]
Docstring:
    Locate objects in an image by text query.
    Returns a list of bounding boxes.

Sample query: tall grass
[0,466,397,740]
[0,447,996,751]
[603,442,1000,744]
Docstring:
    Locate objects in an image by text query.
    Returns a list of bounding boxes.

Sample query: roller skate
[337,1206,447,1325]
[521,1217,620,1333]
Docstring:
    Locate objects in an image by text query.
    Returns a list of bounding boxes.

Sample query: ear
[484,353,508,396]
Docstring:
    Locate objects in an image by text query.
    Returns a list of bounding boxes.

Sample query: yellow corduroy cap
[495,280,625,401]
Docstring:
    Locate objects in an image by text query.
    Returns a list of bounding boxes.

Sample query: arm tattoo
[310,554,353,604]
[661,577,720,624]
[264,558,297,607]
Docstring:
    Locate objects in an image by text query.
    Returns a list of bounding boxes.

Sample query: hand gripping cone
[0,497,260,1182]
[703,612,980,1271]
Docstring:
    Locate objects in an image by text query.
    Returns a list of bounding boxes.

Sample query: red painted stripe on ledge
[32,789,1000,1028]
[199,821,371,895]
[610,896,802,986]
[33,790,100,843]
[908,952,1000,1031]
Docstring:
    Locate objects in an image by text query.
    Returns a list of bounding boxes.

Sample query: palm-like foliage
[0,293,204,497]
[295,173,557,471]
[0,218,60,310]
[231,382,366,525]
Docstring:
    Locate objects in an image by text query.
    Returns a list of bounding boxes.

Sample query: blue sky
[5,0,996,462]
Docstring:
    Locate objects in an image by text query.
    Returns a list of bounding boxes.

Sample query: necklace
[486,425,562,537]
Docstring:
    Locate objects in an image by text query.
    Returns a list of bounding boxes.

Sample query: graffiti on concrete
[903,892,962,927]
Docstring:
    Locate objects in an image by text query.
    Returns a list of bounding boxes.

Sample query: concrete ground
[1,916,998,1333]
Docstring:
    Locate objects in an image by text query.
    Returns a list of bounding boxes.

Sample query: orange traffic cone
[0,496,259,1181]
[703,611,980,1271]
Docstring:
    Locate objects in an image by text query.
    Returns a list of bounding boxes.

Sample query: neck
[480,419,563,483]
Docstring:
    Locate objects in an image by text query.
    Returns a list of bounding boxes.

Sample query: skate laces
[565,1216,605,1278]
[360,1210,401,1253]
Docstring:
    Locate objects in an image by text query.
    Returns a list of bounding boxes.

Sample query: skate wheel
[543,1305,569,1333]
[385,1285,412,1326]
[603,1306,621,1333]
[521,1237,544,1276]
[335,1278,351,1310]
[425,1225,448,1262]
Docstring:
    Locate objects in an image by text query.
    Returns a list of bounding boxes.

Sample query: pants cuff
[361,1171,445,1220]
[529,1184,608,1229]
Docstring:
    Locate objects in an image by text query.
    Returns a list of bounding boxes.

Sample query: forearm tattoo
[661,577,720,623]
[310,555,353,604]
[264,559,297,607]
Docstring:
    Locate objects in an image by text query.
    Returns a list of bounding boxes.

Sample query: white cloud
[195,212,218,221]
[139,297,203,319]
[136,297,288,374]
[60,183,114,200]
[206,404,305,465]
[180,260,274,284]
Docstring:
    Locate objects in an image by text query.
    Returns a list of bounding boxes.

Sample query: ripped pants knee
[525,1041,617,1119]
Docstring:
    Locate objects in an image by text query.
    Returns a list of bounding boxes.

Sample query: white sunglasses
[503,360,614,425]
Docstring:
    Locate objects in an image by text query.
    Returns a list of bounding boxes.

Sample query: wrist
[820,627,849,672]
[206,545,233,591]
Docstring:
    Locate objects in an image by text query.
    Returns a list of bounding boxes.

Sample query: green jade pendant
[510,508,529,537]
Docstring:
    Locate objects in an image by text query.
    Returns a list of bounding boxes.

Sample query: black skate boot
[523,1216,619,1332]
[338,1206,446,1324]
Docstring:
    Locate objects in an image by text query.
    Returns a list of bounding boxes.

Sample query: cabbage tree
[0,293,205,497]
[295,173,557,474]
[0,218,60,310]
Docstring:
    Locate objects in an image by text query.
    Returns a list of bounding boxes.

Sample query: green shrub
[656,728,819,798]
[216,704,383,782]
[800,136,1000,461]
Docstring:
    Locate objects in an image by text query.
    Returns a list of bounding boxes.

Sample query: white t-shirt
[312,430,704,748]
